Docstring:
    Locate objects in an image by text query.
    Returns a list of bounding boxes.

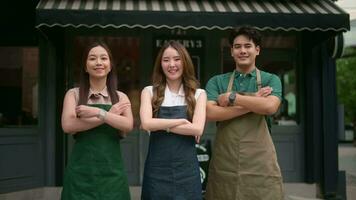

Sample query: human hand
[75,105,100,118]
[109,101,131,115]
[218,92,230,107]
[255,86,273,97]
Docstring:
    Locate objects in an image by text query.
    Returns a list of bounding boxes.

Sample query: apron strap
[227,68,262,93]
[227,70,236,93]
[256,68,262,90]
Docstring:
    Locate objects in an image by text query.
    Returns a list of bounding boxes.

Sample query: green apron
[205,69,284,200]
[61,104,130,200]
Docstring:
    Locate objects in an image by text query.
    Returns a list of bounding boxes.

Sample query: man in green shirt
[205,26,284,200]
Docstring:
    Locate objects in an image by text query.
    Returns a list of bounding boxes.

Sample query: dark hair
[78,41,119,105]
[151,40,199,121]
[229,25,262,47]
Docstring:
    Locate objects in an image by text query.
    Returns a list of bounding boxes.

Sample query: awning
[36,0,350,32]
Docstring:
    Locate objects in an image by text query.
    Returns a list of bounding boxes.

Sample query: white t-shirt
[144,85,205,106]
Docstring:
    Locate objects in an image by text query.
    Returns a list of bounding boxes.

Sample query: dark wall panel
[0,129,42,193]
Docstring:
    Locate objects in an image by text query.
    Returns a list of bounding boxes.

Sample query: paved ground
[1,143,355,200]
[338,143,356,200]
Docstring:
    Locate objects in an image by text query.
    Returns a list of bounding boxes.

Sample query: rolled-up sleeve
[268,74,282,100]
[205,76,220,102]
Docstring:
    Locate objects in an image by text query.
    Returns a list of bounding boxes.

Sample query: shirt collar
[88,86,109,98]
[235,68,257,78]
[165,84,185,97]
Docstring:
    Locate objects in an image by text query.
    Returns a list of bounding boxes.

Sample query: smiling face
[231,35,260,71]
[85,45,111,79]
[161,46,183,82]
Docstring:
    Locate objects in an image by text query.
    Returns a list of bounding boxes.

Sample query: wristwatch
[97,109,107,121]
[228,91,236,106]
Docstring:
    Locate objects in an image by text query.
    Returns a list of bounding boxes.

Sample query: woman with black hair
[61,41,133,200]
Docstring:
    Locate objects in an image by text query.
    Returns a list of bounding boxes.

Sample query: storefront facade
[0,0,350,199]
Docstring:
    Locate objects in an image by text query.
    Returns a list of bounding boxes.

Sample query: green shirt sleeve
[205,75,220,102]
[268,74,282,100]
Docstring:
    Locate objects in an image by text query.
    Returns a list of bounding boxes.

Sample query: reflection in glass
[0,47,38,126]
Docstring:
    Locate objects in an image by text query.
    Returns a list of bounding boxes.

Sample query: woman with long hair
[140,40,207,199]
[61,41,133,200]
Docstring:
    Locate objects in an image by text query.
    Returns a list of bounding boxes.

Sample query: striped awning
[36,0,350,32]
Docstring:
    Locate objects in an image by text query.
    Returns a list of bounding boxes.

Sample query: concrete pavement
[339,143,356,200]
[1,144,355,200]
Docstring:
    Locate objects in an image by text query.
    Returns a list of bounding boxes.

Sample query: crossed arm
[206,86,281,122]
[139,88,207,137]
[61,90,134,134]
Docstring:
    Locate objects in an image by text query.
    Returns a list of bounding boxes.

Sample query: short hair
[229,25,262,47]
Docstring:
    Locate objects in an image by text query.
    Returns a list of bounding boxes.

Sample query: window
[0,47,38,126]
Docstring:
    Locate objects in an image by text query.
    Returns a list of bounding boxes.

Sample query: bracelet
[166,127,170,133]
[97,109,107,121]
